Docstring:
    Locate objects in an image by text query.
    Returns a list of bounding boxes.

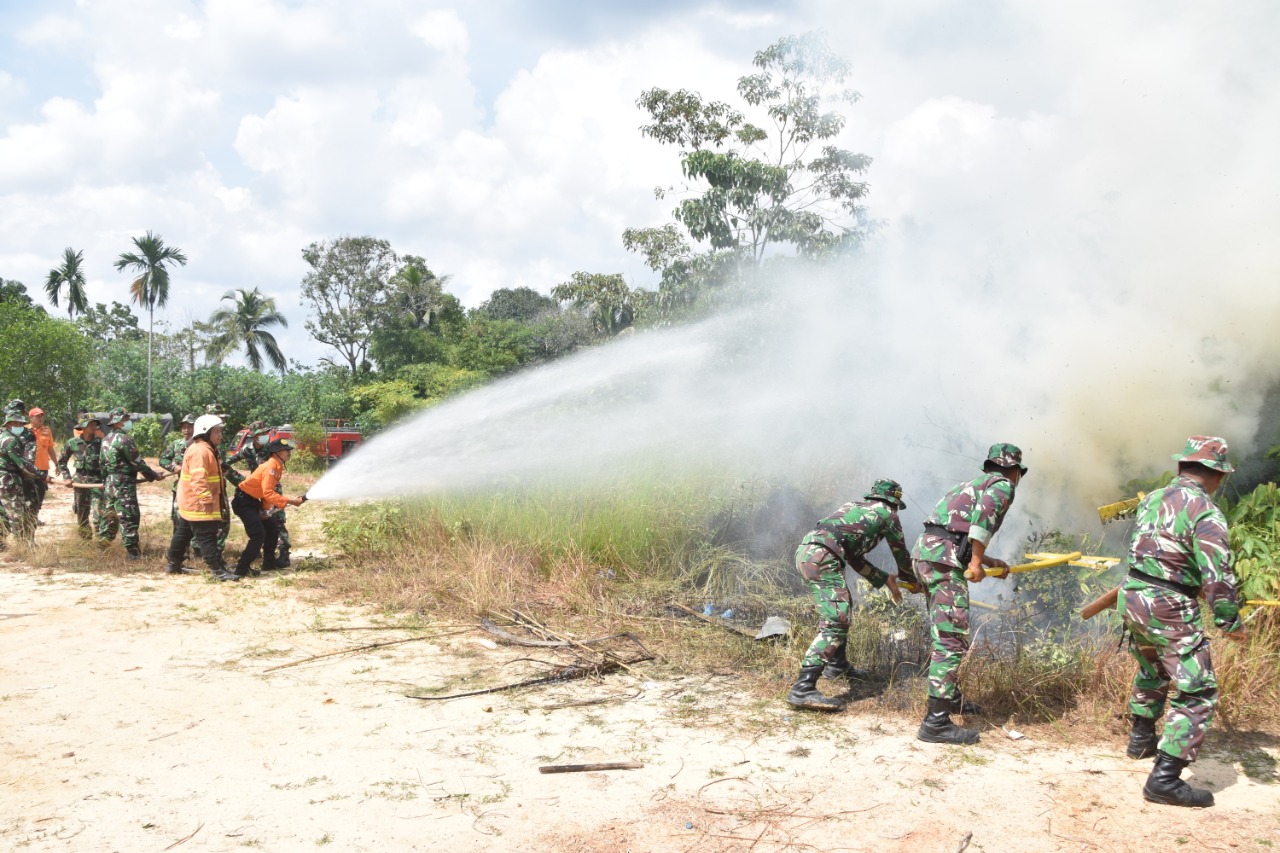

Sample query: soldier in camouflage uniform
[911,443,1025,745]
[99,407,164,559]
[56,415,105,539]
[159,415,195,534]
[94,411,120,542]
[0,409,47,546]
[1121,436,1246,808]
[5,400,40,517]
[787,479,915,711]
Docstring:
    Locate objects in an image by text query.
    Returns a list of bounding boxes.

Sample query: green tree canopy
[115,230,188,412]
[77,301,144,343]
[44,248,89,319]
[551,272,641,336]
[0,303,93,424]
[206,287,289,373]
[476,287,559,324]
[301,236,398,377]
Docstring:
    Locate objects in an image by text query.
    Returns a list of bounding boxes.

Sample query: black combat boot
[275,547,290,568]
[917,696,980,745]
[821,641,870,682]
[165,563,197,575]
[126,547,142,561]
[1143,752,1214,807]
[1126,715,1158,760]
[948,694,983,715]
[786,666,843,711]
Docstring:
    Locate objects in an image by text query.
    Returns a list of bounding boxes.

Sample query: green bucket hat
[181,413,198,425]
[1172,435,1234,473]
[864,478,906,510]
[984,442,1027,474]
[107,406,129,424]
[77,415,102,429]
[4,410,29,425]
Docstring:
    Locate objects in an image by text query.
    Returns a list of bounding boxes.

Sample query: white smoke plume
[311,2,1280,556]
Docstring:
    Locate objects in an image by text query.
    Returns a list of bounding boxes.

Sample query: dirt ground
[1,485,1278,852]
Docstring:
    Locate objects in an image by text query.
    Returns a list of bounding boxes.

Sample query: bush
[130,415,166,457]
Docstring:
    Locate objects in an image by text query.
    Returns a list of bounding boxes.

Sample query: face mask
[9,426,24,436]
[256,435,269,446]
[121,420,134,433]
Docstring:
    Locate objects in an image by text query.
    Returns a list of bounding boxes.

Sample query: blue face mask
[9,425,24,436]
[121,420,134,433]
[256,435,269,446]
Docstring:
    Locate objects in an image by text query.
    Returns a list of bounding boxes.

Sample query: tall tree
[301,236,398,377]
[627,31,871,311]
[114,231,188,412]
[206,288,289,373]
[551,272,640,336]
[477,287,559,324]
[44,248,90,319]
[386,255,447,329]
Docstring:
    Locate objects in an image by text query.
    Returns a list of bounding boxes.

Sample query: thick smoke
[311,3,1280,559]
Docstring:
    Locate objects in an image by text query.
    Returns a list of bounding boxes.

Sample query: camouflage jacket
[56,435,104,482]
[0,430,45,481]
[100,431,156,480]
[911,473,1017,568]
[802,499,911,577]
[220,447,246,487]
[1124,475,1241,632]
[158,436,189,473]
[17,426,36,466]
[227,442,268,471]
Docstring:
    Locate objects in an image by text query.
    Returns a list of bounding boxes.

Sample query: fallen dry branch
[510,609,650,676]
[538,762,644,774]
[264,636,432,672]
[669,601,757,639]
[407,653,654,702]
[480,617,633,649]
[539,688,642,711]
[162,821,203,850]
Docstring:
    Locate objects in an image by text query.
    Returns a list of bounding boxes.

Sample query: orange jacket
[33,425,55,471]
[238,456,289,510]
[177,439,223,522]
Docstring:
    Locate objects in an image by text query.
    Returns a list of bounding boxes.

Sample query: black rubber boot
[275,547,290,569]
[213,570,241,582]
[1126,715,1158,760]
[1143,752,1214,807]
[917,696,980,745]
[165,563,197,575]
[786,666,843,712]
[126,547,142,562]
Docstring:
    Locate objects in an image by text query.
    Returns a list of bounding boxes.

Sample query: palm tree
[44,247,89,319]
[114,231,188,412]
[206,287,289,373]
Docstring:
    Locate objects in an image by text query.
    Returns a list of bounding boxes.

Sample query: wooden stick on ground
[538,762,643,774]
[264,636,432,673]
[668,602,757,638]
[510,609,646,677]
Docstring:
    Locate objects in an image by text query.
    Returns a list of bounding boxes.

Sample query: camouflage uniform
[1121,473,1242,763]
[911,444,1023,702]
[94,422,120,541]
[99,409,160,552]
[158,430,191,527]
[56,423,104,539]
[0,415,45,544]
[796,483,912,668]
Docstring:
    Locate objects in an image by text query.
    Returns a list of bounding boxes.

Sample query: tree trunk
[147,304,154,414]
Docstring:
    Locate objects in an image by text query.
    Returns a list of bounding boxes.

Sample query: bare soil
[1,484,1277,851]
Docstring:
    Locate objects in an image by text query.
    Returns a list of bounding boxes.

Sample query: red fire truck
[228,419,362,466]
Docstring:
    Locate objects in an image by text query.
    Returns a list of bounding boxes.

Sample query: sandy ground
[1,486,1278,852]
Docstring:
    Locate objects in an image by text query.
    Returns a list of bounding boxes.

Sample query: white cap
[192,415,224,438]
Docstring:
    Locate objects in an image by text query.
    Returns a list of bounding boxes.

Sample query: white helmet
[192,415,224,438]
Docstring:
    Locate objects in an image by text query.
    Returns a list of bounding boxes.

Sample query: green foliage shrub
[130,416,166,457]
[322,502,409,555]
[1228,482,1280,603]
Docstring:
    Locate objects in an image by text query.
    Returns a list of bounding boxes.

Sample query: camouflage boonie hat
[204,403,224,416]
[984,442,1027,474]
[1172,435,1234,473]
[864,478,906,510]
[4,410,29,425]
[6,399,25,412]
[108,406,129,424]
[248,420,269,435]
[181,413,198,425]
[77,415,101,429]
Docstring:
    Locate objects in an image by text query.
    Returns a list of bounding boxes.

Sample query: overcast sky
[1,1,1276,376]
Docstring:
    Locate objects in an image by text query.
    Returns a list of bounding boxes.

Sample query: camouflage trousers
[103,476,142,549]
[73,483,102,539]
[0,473,34,543]
[95,487,120,541]
[1121,584,1218,762]
[797,542,852,668]
[915,559,969,701]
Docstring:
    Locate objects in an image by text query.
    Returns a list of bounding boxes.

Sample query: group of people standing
[788,438,1247,810]
[0,404,306,581]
